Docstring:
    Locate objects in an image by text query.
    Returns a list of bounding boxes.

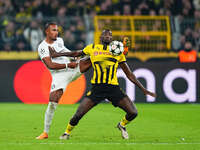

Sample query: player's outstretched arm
[48,46,92,73]
[49,46,84,58]
[119,62,156,98]
[79,57,92,73]
[42,57,78,70]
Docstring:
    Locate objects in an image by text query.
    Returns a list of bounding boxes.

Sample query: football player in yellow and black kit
[49,29,156,139]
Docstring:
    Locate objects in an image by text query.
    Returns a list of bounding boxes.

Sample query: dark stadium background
[1,59,199,103]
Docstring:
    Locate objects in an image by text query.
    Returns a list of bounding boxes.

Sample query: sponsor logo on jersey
[93,51,111,56]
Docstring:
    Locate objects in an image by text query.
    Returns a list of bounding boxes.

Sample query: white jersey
[38,37,82,92]
[38,37,71,73]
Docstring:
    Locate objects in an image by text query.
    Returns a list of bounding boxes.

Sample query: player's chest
[91,55,119,67]
[50,42,64,52]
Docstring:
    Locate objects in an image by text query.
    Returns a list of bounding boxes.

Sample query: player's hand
[67,62,78,68]
[48,46,59,58]
[143,90,156,98]
[123,37,130,56]
[70,57,80,62]
[123,37,130,47]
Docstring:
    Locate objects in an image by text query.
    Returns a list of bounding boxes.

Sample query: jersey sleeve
[38,44,49,59]
[118,54,126,63]
[83,44,93,55]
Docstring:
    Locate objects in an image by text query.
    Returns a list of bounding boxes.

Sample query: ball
[109,40,124,56]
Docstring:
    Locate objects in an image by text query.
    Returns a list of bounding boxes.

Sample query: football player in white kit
[36,22,91,139]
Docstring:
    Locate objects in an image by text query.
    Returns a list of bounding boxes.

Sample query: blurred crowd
[0,0,200,52]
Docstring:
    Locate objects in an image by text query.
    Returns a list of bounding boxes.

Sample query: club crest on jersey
[58,43,62,48]
[94,51,98,56]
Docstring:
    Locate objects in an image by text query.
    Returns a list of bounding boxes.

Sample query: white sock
[44,102,58,133]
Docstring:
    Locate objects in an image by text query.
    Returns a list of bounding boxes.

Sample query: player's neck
[45,38,54,44]
[102,43,108,50]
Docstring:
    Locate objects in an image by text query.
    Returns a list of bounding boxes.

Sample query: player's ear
[45,28,48,34]
[45,28,49,36]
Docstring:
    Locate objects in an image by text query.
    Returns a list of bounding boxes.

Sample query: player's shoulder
[85,43,99,50]
[83,44,92,50]
[86,43,93,48]
[56,37,64,43]
[38,40,47,49]
[92,43,105,49]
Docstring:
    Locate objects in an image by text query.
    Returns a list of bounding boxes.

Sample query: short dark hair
[102,29,111,33]
[44,22,57,31]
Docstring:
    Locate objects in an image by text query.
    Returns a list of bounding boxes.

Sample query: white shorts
[50,66,82,92]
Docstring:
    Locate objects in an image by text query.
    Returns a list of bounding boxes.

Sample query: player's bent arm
[42,57,78,70]
[52,50,84,58]
[49,46,84,58]
[119,62,156,97]
[119,62,145,91]
[79,57,92,73]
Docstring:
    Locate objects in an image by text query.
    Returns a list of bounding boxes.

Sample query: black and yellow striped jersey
[83,44,126,85]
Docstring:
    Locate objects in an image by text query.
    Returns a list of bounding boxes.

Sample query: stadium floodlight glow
[163,69,196,103]
[117,68,156,102]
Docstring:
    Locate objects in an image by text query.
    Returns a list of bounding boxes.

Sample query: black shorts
[85,84,127,107]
